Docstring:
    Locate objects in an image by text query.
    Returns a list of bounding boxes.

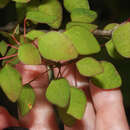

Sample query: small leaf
[64,26,101,55]
[38,31,78,61]
[76,57,103,77]
[66,22,97,32]
[71,8,97,23]
[105,40,122,59]
[104,23,119,30]
[18,84,35,116]
[0,40,8,56]
[26,30,45,40]
[91,61,122,89]
[67,87,87,119]
[112,23,130,58]
[18,43,41,65]
[46,79,70,107]
[0,64,23,102]
[0,0,10,8]
[64,0,90,13]
[57,107,76,127]
[12,0,30,3]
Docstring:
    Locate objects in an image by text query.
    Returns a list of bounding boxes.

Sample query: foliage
[0,0,130,127]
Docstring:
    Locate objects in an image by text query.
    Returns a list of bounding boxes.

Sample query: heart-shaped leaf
[0,40,8,56]
[112,23,130,58]
[66,22,97,32]
[26,30,45,40]
[64,0,90,13]
[18,84,36,116]
[91,61,122,89]
[0,64,23,102]
[38,31,78,61]
[64,26,101,55]
[67,87,87,119]
[57,107,76,127]
[46,79,70,107]
[71,8,97,23]
[12,0,30,3]
[76,57,103,77]
[38,0,62,29]
[18,43,41,65]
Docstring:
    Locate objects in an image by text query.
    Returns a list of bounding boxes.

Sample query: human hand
[0,63,129,130]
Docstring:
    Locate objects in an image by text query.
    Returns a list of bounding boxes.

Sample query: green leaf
[105,40,122,59]
[18,84,35,116]
[67,87,87,119]
[38,31,78,61]
[104,23,119,30]
[64,26,101,55]
[0,40,8,56]
[64,0,90,13]
[26,30,45,40]
[12,0,30,3]
[66,22,97,32]
[112,23,130,58]
[46,79,70,107]
[71,8,97,23]
[91,61,122,89]
[57,107,76,127]
[0,64,23,102]
[76,57,103,77]
[38,0,62,29]
[18,43,41,65]
[0,0,10,8]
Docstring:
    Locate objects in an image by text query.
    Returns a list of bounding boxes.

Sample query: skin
[0,63,129,130]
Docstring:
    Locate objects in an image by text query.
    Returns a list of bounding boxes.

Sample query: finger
[0,106,20,129]
[90,82,129,130]
[16,64,59,130]
[54,64,96,130]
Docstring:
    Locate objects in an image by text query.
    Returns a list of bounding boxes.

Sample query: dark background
[0,0,130,125]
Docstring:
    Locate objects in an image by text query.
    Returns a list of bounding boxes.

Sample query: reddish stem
[7,44,18,49]
[0,53,17,60]
[11,35,21,45]
[5,56,17,64]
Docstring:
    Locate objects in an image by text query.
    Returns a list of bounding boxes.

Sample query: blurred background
[0,0,130,125]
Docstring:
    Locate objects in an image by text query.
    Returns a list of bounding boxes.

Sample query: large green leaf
[112,23,130,58]
[38,0,62,29]
[64,26,101,55]
[0,0,10,8]
[91,61,122,89]
[0,64,23,102]
[26,30,45,40]
[18,84,36,116]
[0,40,8,56]
[12,0,30,3]
[38,31,78,61]
[76,57,103,77]
[66,22,97,32]
[18,43,41,65]
[64,0,90,13]
[46,79,70,107]
[104,23,119,30]
[71,8,97,23]
[57,107,76,127]
[67,87,87,119]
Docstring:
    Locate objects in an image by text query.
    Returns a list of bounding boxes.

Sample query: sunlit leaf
[12,0,30,3]
[46,79,70,107]
[71,8,97,23]
[0,40,8,56]
[64,26,101,55]
[104,23,119,30]
[18,84,35,116]
[26,30,45,40]
[64,0,90,13]
[91,61,122,89]
[67,87,87,119]
[0,64,23,102]
[18,43,41,65]
[66,22,97,32]
[76,57,103,77]
[112,23,130,58]
[57,107,76,127]
[38,31,78,61]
